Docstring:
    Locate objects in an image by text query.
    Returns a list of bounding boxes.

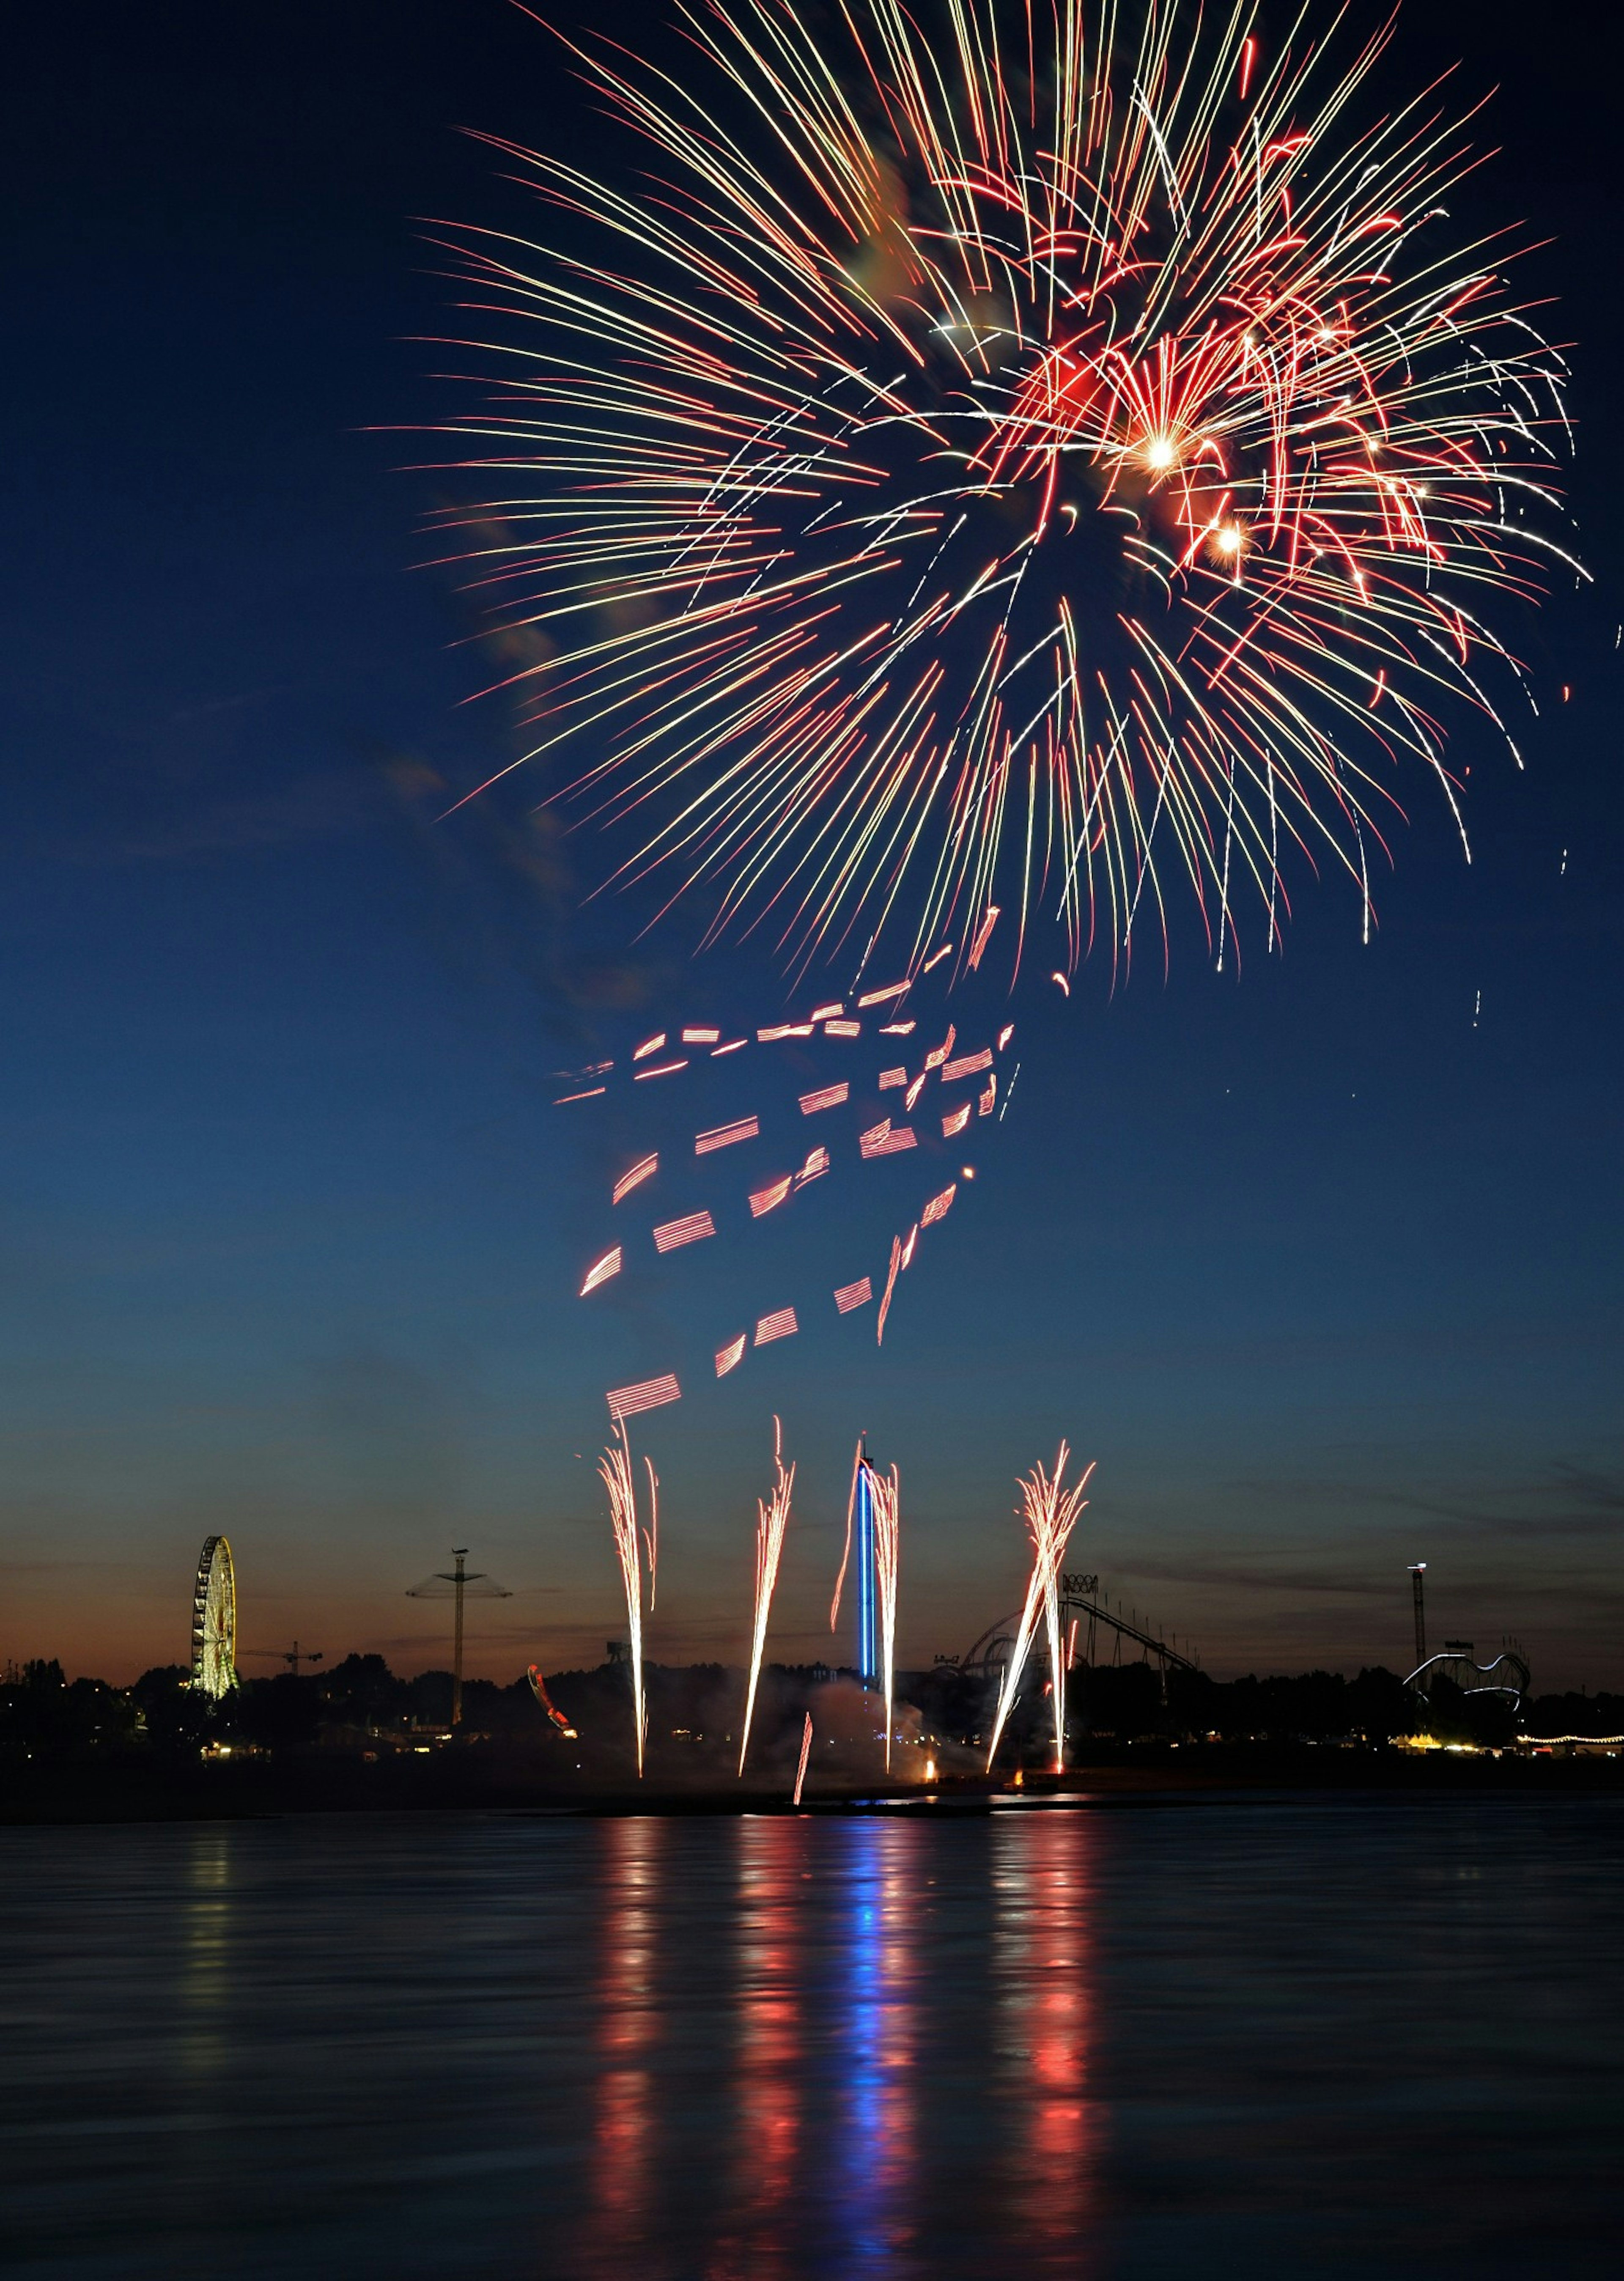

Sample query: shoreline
[5,1748,1620,1827]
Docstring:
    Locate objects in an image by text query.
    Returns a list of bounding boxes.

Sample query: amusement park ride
[189,1535,237,1699]
[406,1549,512,1724]
[945,1572,1199,1700]
[1403,1562,1529,1707]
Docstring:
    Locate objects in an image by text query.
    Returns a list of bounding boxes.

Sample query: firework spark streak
[986,1445,1096,1774]
[642,1454,660,1611]
[866,1462,902,1772]
[739,1417,796,1775]
[793,1711,814,1804]
[432,0,1575,986]
[829,1436,863,1632]
[598,1427,649,1775]
[612,1154,658,1205]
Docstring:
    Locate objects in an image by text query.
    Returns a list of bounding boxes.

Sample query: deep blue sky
[3,0,1619,1687]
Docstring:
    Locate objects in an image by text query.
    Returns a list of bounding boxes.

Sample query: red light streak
[921,1183,957,1226]
[612,1153,658,1205]
[875,1235,904,1346]
[579,1246,623,1297]
[834,1276,872,1313]
[967,906,1001,970]
[606,1373,681,1424]
[941,1047,993,1083]
[716,1333,746,1378]
[942,1102,971,1137]
[633,1060,686,1081]
[749,1175,792,1217]
[798,1082,848,1114]
[695,1115,759,1153]
[653,1210,716,1252]
[753,1306,798,1345]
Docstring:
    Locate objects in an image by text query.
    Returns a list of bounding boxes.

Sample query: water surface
[3,1795,1619,2277]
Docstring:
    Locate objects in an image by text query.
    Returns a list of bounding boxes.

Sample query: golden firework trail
[598,1425,649,1775]
[428,0,1576,987]
[739,1415,796,1774]
[986,1445,1095,1774]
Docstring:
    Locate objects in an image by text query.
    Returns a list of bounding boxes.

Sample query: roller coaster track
[949,1577,1197,1678]
[1405,1646,1530,1706]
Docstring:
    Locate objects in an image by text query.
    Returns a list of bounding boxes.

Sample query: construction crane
[242,1641,325,1674]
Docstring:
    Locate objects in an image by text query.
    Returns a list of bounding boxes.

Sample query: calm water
[2,1795,1619,2278]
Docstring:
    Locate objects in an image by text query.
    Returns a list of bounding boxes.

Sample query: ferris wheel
[191,1535,238,1699]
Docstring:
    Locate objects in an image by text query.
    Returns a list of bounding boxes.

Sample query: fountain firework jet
[597,1426,649,1775]
[986,1446,1096,1774]
[867,1463,902,1772]
[739,1417,796,1776]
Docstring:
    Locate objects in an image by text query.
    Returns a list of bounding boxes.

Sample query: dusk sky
[4,0,1619,1690]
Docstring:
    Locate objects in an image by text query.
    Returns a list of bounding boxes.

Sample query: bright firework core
[435,0,1576,986]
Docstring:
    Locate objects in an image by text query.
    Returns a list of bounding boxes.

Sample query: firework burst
[428,0,1575,986]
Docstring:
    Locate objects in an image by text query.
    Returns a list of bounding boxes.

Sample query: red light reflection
[993,1813,1102,2257]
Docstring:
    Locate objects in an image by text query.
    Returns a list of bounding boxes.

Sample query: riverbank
[5,1742,1619,1824]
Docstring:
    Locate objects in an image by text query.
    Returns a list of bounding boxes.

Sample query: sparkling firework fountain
[867,1462,902,1772]
[739,1417,796,1775]
[597,1427,649,1776]
[987,1447,1095,1774]
[432,0,1575,988]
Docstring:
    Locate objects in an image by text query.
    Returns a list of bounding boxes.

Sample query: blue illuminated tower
[855,1440,878,1685]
